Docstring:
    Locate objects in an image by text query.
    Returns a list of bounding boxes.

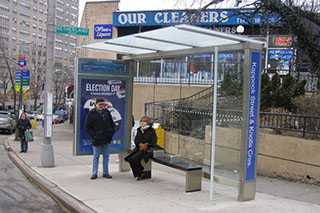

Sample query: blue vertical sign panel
[245,51,260,182]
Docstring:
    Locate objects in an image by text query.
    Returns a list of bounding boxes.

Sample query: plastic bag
[25,130,34,142]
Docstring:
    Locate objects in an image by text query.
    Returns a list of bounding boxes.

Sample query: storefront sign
[113,9,281,27]
[271,36,292,47]
[94,24,112,39]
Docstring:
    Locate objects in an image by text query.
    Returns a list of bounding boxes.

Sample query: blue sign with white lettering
[18,59,26,68]
[94,24,112,39]
[113,9,282,27]
[245,51,260,182]
[16,70,30,80]
[78,58,128,75]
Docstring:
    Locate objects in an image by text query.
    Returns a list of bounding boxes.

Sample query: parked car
[54,110,68,121]
[27,110,40,119]
[36,113,44,121]
[0,111,16,134]
[53,114,64,124]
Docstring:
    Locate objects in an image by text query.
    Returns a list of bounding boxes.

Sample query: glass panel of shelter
[140,51,245,185]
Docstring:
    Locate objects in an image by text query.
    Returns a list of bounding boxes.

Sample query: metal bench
[119,150,202,192]
[151,150,202,192]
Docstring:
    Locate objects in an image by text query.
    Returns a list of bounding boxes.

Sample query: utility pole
[40,0,56,167]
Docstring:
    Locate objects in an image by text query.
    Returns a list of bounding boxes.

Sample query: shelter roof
[79,24,265,60]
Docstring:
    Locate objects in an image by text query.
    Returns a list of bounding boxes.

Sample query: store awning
[78,24,265,60]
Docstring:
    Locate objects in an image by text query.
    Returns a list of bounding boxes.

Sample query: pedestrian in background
[17,112,31,153]
[125,116,157,181]
[85,98,115,180]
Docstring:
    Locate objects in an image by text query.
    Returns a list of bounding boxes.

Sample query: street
[0,133,65,213]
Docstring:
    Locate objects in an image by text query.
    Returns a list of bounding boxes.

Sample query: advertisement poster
[268,49,293,72]
[79,78,127,154]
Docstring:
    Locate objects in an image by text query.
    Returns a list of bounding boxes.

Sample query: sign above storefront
[271,36,293,47]
[94,24,112,39]
[113,8,282,27]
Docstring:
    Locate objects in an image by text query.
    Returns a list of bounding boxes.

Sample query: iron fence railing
[260,112,320,137]
[134,77,214,86]
[145,102,320,139]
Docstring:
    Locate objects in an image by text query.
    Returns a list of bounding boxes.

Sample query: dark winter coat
[17,118,31,137]
[134,126,157,148]
[84,108,115,146]
[125,126,160,163]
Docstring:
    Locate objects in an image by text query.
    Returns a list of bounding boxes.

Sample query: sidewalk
[5,123,320,213]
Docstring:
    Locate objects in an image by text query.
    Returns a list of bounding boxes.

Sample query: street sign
[18,59,26,69]
[56,25,89,36]
[16,70,30,91]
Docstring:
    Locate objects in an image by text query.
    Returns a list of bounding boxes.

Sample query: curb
[4,139,96,213]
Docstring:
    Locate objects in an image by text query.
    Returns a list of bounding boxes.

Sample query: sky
[78,0,239,24]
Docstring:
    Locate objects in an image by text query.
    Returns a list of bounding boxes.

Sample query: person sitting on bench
[125,116,157,181]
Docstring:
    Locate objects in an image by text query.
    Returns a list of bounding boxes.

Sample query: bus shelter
[79,24,265,201]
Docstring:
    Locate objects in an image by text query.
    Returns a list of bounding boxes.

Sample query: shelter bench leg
[185,170,202,192]
[118,153,130,172]
[141,159,152,179]
[118,154,152,179]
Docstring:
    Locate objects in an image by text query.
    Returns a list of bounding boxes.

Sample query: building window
[71,6,78,11]
[20,30,30,36]
[0,4,9,12]
[56,7,63,13]
[57,0,64,5]
[0,24,9,31]
[0,14,9,21]
[20,12,30,19]
[20,2,30,9]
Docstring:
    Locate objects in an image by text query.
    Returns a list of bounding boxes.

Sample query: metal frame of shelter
[79,24,265,201]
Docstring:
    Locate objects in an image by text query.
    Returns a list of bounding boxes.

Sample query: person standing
[125,116,157,181]
[85,98,115,180]
[17,113,32,153]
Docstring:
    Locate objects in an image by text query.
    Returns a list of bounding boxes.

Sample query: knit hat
[95,98,105,104]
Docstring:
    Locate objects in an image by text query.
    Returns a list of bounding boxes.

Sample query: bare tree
[29,43,46,111]
[176,0,320,87]
[53,68,72,109]
[0,68,10,109]
[0,28,18,116]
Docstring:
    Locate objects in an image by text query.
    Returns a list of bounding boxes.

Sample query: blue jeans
[92,143,111,175]
[20,135,28,152]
